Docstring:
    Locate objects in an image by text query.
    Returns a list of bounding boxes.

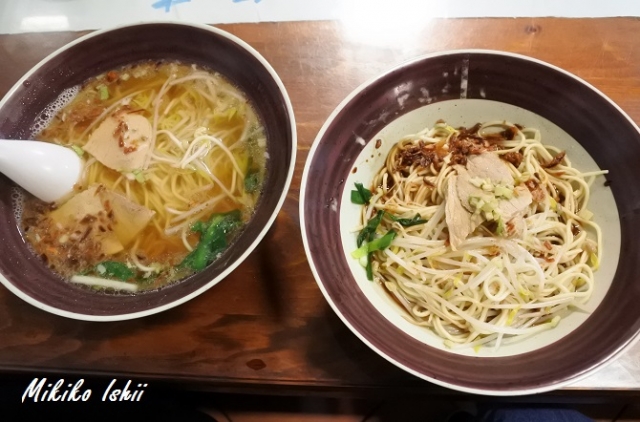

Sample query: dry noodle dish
[21,61,267,293]
[350,120,605,350]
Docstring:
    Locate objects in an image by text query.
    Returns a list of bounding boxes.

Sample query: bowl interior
[340,98,620,357]
[301,50,640,394]
[0,23,295,319]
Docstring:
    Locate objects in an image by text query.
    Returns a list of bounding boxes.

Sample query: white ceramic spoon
[0,140,83,202]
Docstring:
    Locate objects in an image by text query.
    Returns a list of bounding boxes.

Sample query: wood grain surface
[1,18,640,396]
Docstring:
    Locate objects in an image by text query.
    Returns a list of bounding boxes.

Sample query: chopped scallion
[357,210,384,247]
[365,253,373,280]
[71,145,84,157]
[97,84,109,100]
[366,230,397,252]
[132,170,145,183]
[387,213,427,227]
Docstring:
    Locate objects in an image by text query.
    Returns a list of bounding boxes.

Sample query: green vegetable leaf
[95,261,134,281]
[244,170,260,193]
[387,213,427,227]
[351,182,372,204]
[357,210,384,247]
[190,220,207,234]
[180,210,242,271]
[216,209,242,233]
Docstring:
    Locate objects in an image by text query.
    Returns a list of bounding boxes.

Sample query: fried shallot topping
[502,151,524,168]
[397,141,441,169]
[542,151,566,168]
[524,178,546,203]
[449,125,499,166]
[394,123,524,171]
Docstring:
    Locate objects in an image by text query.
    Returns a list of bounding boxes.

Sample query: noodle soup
[21,61,266,292]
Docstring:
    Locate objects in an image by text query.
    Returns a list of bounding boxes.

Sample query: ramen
[21,61,266,292]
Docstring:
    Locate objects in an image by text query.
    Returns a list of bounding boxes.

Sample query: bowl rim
[0,21,297,322]
[299,48,640,395]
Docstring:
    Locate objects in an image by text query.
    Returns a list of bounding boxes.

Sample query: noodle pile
[358,121,604,349]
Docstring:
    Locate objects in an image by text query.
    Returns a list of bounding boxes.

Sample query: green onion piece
[351,182,372,204]
[494,185,513,199]
[95,261,134,281]
[351,243,369,259]
[97,84,109,100]
[132,170,145,183]
[353,230,397,281]
[71,145,84,157]
[590,252,599,270]
[352,230,397,258]
[366,230,397,252]
[387,213,427,227]
[357,210,384,247]
[365,253,373,281]
[495,216,506,236]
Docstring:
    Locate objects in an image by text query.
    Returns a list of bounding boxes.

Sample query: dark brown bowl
[300,50,640,394]
[0,22,296,320]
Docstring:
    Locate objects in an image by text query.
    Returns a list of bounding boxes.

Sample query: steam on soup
[20,61,266,293]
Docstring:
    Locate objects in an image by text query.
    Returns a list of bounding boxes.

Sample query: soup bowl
[0,22,296,320]
[300,50,640,394]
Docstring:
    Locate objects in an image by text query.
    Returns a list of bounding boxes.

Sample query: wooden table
[1,18,640,399]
